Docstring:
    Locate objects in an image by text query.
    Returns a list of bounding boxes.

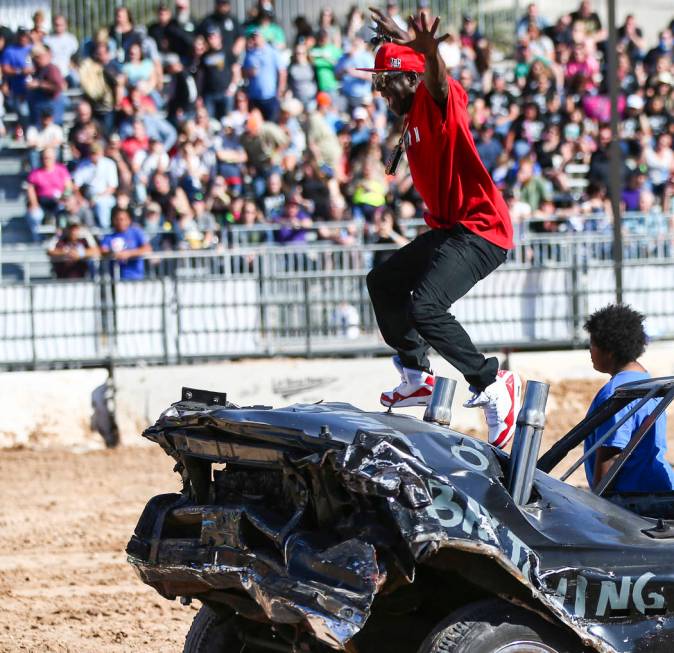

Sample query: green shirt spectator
[254,17,286,49]
[516,159,551,212]
[311,31,342,93]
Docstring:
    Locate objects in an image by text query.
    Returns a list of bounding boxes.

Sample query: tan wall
[3,342,674,450]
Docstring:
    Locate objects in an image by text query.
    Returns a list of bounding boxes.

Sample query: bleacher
[0,88,85,281]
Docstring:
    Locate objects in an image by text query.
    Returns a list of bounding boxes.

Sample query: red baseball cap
[357,42,425,73]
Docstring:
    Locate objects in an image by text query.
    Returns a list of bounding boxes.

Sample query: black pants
[367,225,507,391]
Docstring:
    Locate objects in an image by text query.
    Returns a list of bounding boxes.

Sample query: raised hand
[394,13,449,57]
[369,6,409,42]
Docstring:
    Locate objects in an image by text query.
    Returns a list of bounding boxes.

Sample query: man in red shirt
[363,11,520,448]
[26,45,65,127]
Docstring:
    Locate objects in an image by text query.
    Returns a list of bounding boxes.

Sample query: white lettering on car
[596,576,632,617]
[633,572,665,613]
[575,575,588,618]
[450,443,489,472]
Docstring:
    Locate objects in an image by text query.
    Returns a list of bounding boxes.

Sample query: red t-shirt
[121,135,150,161]
[404,80,513,250]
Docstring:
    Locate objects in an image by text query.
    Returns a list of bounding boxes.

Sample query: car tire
[184,605,242,653]
[417,598,585,653]
[183,605,329,652]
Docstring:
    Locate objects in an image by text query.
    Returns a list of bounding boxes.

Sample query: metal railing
[3,235,674,370]
[3,213,674,282]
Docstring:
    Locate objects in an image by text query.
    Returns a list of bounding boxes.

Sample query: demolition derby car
[127,377,674,653]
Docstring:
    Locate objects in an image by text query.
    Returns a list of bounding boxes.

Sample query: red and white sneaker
[380,357,435,408]
[463,370,521,449]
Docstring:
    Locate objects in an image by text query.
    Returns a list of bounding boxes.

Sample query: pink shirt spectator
[27,163,71,199]
[582,94,626,123]
[566,56,600,88]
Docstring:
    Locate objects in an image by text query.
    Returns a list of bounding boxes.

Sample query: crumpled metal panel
[130,401,674,653]
[131,535,380,649]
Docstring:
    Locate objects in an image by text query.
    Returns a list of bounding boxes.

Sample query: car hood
[140,400,674,653]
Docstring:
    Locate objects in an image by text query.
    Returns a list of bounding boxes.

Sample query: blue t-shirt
[1,44,32,96]
[335,50,374,100]
[243,44,285,101]
[102,225,148,280]
[584,370,674,492]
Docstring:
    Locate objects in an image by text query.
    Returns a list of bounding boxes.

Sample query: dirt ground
[0,447,196,653]
[2,377,673,653]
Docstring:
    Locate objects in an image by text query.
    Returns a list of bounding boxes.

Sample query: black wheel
[184,605,329,652]
[417,599,585,653]
[184,606,244,653]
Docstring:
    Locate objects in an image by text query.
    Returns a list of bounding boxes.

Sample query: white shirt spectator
[135,148,170,179]
[26,123,64,151]
[44,31,79,77]
[439,40,461,70]
[645,145,674,188]
[73,156,119,197]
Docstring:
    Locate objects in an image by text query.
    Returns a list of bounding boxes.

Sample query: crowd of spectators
[0,0,673,279]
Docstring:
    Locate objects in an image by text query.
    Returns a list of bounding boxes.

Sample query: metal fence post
[174,272,182,364]
[28,283,37,370]
[303,276,312,357]
[256,253,270,355]
[570,241,581,343]
[161,276,169,365]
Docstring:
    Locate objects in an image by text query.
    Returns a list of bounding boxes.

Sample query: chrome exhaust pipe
[507,380,549,505]
[424,377,457,426]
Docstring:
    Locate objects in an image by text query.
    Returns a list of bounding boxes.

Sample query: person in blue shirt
[242,28,286,122]
[335,34,375,110]
[1,28,33,125]
[100,206,151,280]
[583,304,674,493]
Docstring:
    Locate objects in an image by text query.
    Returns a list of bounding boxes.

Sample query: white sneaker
[380,356,435,408]
[463,370,521,448]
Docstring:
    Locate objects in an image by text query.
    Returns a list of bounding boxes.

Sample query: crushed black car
[127,377,674,653]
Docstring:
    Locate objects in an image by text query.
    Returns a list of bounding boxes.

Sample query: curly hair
[584,304,647,366]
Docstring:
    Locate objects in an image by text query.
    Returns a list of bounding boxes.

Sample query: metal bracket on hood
[181,387,231,407]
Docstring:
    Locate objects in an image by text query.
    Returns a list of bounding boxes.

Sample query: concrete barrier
[2,343,674,450]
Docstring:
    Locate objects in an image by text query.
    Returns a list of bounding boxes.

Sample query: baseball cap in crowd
[626,94,644,111]
[356,42,425,73]
[146,202,162,215]
[280,97,303,117]
[316,91,332,108]
[656,72,673,86]
[31,44,48,58]
[353,106,369,121]
[417,0,430,8]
